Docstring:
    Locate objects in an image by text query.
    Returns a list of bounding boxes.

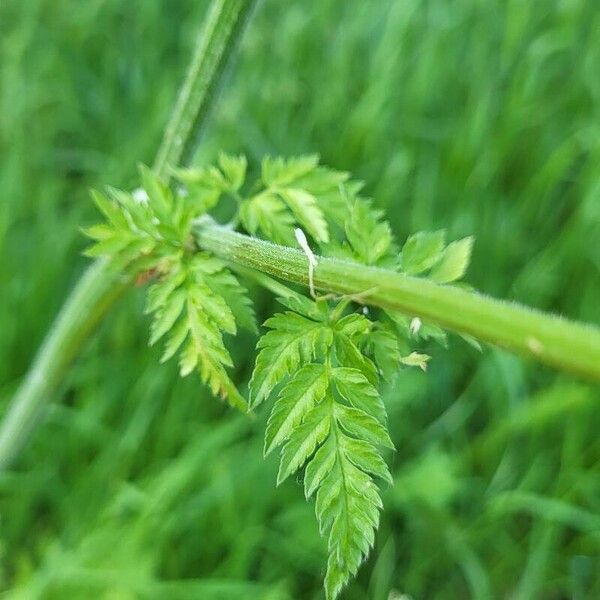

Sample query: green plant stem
[195,221,600,382]
[153,0,255,179]
[0,0,256,471]
[0,259,130,470]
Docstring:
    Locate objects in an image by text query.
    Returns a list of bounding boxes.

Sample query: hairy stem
[195,221,600,382]
[0,0,256,471]
[153,0,255,180]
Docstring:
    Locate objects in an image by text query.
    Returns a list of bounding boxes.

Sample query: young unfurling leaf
[261,155,320,187]
[398,230,474,284]
[429,236,474,283]
[217,152,247,191]
[171,152,247,214]
[344,198,396,267]
[400,351,431,371]
[400,230,446,274]
[241,155,351,245]
[239,191,296,245]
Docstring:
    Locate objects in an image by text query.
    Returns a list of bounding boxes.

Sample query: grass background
[1,0,599,598]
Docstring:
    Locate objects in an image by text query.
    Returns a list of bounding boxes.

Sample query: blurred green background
[1,0,599,598]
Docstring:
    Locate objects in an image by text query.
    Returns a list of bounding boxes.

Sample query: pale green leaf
[277,295,329,322]
[204,269,256,333]
[333,333,378,386]
[218,152,247,191]
[174,165,225,213]
[145,268,186,314]
[174,165,226,191]
[179,337,198,377]
[160,318,189,363]
[400,351,431,371]
[81,224,115,241]
[262,154,319,187]
[315,466,343,525]
[429,236,474,283]
[400,230,446,274]
[240,192,296,245]
[366,326,401,381]
[83,234,133,258]
[335,313,371,340]
[295,167,354,226]
[325,555,347,600]
[319,451,384,600]
[189,282,236,335]
[107,187,157,237]
[139,164,172,224]
[189,252,226,275]
[187,302,232,367]
[90,190,128,230]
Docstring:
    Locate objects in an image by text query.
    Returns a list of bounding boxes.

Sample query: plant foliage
[250,296,395,599]
[85,154,473,598]
[84,161,255,410]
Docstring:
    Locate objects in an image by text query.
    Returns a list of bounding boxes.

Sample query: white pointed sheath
[295,228,317,298]
[132,187,149,204]
[409,317,422,337]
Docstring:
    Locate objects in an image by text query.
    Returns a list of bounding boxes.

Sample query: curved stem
[0,258,130,469]
[195,222,600,382]
[0,0,256,471]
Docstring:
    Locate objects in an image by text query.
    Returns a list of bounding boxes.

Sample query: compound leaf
[250,311,333,408]
[265,363,329,456]
[277,401,331,484]
[332,367,386,424]
[335,404,394,450]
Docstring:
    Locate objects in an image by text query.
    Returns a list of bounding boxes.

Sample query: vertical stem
[153,0,256,179]
[0,0,257,471]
